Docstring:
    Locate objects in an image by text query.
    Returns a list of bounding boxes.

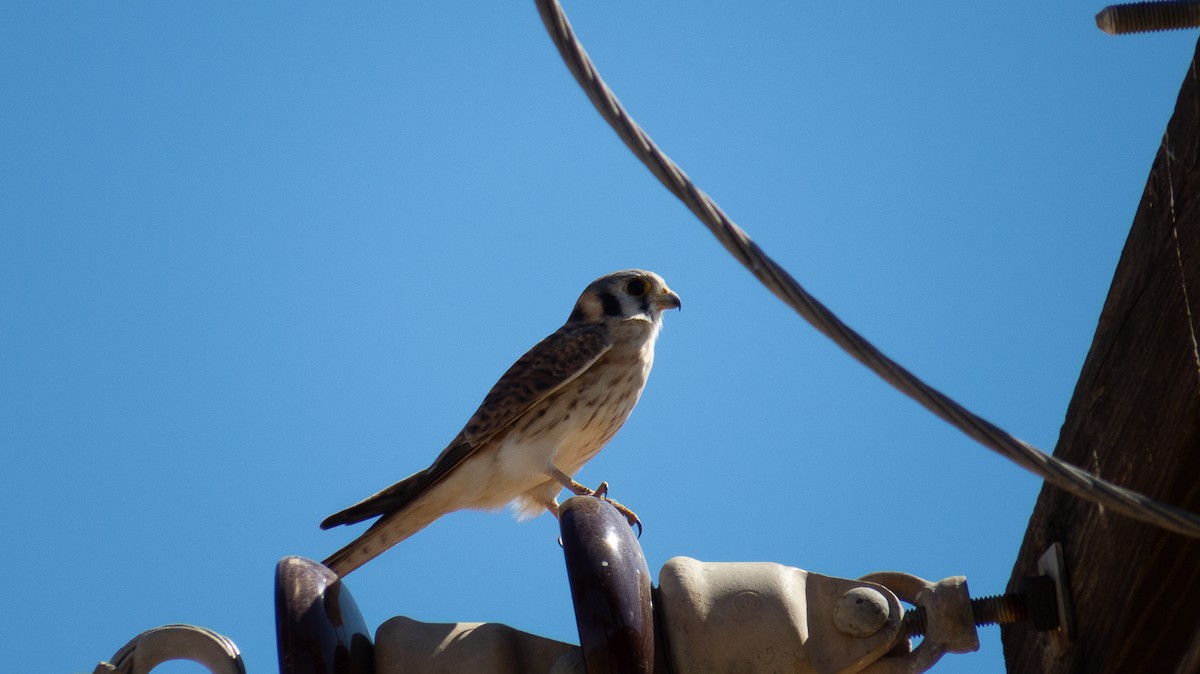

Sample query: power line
[533,0,1200,539]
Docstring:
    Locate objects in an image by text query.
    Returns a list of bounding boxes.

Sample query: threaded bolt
[1096,1,1200,35]
[902,575,1058,638]
[902,605,928,639]
[970,593,1029,627]
[902,594,1023,638]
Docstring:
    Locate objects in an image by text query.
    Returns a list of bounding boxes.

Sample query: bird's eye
[625,279,648,296]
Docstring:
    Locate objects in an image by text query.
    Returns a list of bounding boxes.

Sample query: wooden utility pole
[1001,38,1200,673]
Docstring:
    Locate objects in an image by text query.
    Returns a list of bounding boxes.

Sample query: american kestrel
[320,269,681,575]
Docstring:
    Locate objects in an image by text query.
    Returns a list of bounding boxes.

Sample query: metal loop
[93,624,246,674]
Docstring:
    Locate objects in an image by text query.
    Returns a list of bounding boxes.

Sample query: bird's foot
[548,468,642,537]
[584,481,641,537]
[601,496,642,538]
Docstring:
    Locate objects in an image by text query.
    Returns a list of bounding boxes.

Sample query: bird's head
[568,269,681,326]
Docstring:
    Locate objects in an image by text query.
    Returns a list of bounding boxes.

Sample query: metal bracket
[1037,542,1075,656]
[93,624,245,674]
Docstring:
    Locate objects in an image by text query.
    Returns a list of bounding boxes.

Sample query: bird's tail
[322,503,442,576]
[321,469,429,530]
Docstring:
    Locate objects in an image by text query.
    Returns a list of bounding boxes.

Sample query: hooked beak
[656,288,682,312]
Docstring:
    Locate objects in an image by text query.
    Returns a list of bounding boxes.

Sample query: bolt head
[834,587,890,637]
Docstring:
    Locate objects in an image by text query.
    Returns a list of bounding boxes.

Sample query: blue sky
[3,3,1196,673]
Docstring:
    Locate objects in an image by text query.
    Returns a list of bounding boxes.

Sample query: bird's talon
[619,508,643,537]
[594,481,610,498]
[597,496,642,537]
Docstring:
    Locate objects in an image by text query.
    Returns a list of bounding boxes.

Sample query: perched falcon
[320,269,681,575]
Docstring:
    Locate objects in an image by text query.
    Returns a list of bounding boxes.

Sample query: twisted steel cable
[534,0,1200,538]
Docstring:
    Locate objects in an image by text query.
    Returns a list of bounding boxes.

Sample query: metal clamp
[93,624,245,674]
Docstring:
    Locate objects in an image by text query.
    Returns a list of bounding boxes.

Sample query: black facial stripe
[569,305,584,323]
[598,292,623,317]
[638,297,650,315]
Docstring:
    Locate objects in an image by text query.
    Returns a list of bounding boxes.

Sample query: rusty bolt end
[1096,2,1200,36]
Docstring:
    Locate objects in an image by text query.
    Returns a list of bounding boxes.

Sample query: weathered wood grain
[1002,39,1200,674]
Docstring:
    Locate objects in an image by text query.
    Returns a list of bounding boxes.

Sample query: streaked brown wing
[324,323,612,525]
[461,323,611,446]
